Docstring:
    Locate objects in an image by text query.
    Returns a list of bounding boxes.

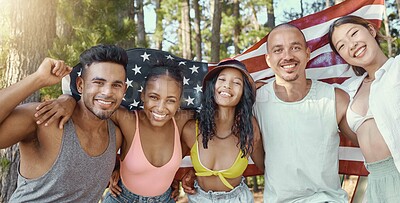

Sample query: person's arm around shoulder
[179,119,197,194]
[107,125,124,197]
[0,58,71,149]
[250,116,265,172]
[35,94,77,129]
[175,110,195,135]
[110,107,135,140]
[181,119,197,157]
[335,88,358,145]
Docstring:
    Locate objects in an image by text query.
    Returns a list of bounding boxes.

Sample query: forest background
[0,0,399,202]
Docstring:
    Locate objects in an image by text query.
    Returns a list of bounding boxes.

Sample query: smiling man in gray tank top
[0,44,127,202]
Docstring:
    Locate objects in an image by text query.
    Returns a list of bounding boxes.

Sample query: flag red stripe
[288,0,384,30]
[308,52,347,69]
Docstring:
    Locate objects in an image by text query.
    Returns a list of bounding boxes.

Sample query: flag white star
[141,52,151,62]
[166,55,174,60]
[138,86,143,92]
[194,84,202,93]
[178,61,186,66]
[196,104,203,112]
[132,64,142,75]
[189,65,199,74]
[125,78,133,88]
[77,71,81,77]
[183,77,190,85]
[185,96,194,106]
[130,99,140,107]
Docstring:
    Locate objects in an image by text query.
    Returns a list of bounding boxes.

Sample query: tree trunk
[396,0,400,20]
[249,2,260,31]
[154,0,163,50]
[0,146,19,203]
[383,7,392,56]
[117,0,136,49]
[266,0,275,29]
[193,0,202,61]
[210,0,222,63]
[233,0,241,54]
[335,0,344,4]
[136,0,147,48]
[0,0,57,202]
[300,0,304,17]
[325,0,331,8]
[181,0,192,59]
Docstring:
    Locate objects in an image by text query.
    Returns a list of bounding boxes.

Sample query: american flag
[63,0,385,177]
[233,0,385,86]
[63,48,209,111]
[230,0,384,177]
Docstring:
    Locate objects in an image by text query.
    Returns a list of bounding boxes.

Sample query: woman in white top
[329,15,400,202]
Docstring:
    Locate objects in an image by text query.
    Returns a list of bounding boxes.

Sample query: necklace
[363,78,375,83]
[214,131,232,139]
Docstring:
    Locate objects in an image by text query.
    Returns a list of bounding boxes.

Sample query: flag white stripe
[305,64,356,79]
[339,147,365,162]
[250,64,355,81]
[303,4,385,42]
[310,44,332,60]
[237,4,384,62]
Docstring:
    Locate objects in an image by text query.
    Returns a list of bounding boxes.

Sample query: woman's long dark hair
[199,69,255,157]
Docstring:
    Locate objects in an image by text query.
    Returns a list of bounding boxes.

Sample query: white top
[254,80,347,203]
[345,55,400,174]
[346,97,373,133]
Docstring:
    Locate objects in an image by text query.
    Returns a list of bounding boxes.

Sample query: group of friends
[0,15,399,203]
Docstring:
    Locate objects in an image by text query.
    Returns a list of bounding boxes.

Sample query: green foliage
[51,0,136,65]
[40,84,63,101]
[44,0,138,98]
[0,156,10,172]
[246,175,265,188]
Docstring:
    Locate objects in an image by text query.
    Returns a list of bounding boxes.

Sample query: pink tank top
[120,111,182,196]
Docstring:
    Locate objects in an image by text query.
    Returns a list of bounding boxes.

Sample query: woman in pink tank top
[41,62,194,202]
[101,64,193,203]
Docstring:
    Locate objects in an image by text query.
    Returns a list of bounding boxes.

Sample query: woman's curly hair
[199,69,256,157]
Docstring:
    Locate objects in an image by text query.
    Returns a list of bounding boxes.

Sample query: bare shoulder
[174,110,194,130]
[334,87,350,120]
[114,125,123,151]
[181,119,196,147]
[251,116,261,141]
[0,102,41,148]
[334,87,350,107]
[111,107,136,126]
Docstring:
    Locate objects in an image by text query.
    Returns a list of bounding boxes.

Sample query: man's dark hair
[79,44,128,77]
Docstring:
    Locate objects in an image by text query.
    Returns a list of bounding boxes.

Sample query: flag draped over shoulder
[232,0,385,86]
[63,48,209,110]
[63,0,385,174]
[228,0,384,176]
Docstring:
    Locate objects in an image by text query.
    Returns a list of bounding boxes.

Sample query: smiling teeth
[152,112,166,119]
[220,92,231,97]
[282,64,295,69]
[97,100,111,105]
[354,47,365,57]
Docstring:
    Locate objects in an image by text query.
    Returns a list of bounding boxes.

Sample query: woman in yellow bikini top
[181,59,265,203]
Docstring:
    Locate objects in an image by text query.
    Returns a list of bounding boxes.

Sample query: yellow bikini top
[190,120,248,189]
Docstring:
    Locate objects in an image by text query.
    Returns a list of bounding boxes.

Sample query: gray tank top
[9,119,116,203]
